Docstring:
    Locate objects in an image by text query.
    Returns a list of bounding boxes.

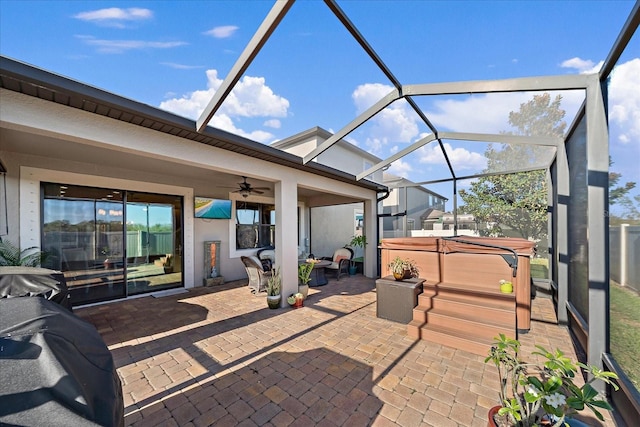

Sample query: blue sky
[1,1,638,212]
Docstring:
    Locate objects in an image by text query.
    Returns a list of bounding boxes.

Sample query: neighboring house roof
[420,208,445,221]
[272,126,382,164]
[0,56,386,193]
[274,127,451,201]
[383,172,448,201]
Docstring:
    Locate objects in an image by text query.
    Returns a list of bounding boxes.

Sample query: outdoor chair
[241,256,271,294]
[321,247,353,281]
[257,246,275,271]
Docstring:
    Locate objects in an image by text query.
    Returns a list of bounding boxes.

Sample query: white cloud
[352,83,420,154]
[382,107,419,139]
[74,8,152,28]
[560,57,603,74]
[223,74,289,117]
[387,159,413,178]
[561,57,594,72]
[352,83,395,113]
[364,137,384,155]
[76,35,186,53]
[560,56,639,146]
[418,142,486,171]
[207,115,274,143]
[161,62,203,70]
[424,90,585,135]
[159,69,289,143]
[609,58,640,145]
[203,26,239,38]
[427,93,532,133]
[264,119,281,129]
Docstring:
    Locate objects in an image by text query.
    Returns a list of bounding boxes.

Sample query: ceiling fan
[232,176,270,198]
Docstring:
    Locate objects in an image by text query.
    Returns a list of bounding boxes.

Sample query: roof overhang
[0,55,386,194]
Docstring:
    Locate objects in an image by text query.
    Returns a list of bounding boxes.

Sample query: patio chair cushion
[323,248,353,281]
[257,248,275,271]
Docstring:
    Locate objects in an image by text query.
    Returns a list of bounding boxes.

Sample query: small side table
[376,276,424,324]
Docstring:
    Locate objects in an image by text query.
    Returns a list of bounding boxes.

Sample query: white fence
[610,224,640,292]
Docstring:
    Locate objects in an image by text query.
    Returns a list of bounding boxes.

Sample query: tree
[460,93,565,240]
[609,157,636,214]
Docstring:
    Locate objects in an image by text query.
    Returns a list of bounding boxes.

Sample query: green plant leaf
[581,383,598,401]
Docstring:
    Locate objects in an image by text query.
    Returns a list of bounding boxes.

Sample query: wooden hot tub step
[423,307,514,339]
[413,289,515,324]
[418,323,511,356]
[423,281,516,300]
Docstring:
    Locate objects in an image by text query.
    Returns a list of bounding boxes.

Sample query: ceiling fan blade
[252,189,264,194]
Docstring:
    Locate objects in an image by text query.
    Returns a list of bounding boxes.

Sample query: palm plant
[298,263,313,286]
[0,239,48,267]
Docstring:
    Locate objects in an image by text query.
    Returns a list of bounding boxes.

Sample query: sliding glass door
[42,184,126,304]
[42,184,182,305]
[126,192,182,295]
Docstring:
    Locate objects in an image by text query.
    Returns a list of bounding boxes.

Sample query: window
[363,160,373,180]
[236,201,275,249]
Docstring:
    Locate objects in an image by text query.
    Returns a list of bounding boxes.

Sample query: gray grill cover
[0,297,123,426]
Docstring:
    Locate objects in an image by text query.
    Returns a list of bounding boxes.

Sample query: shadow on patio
[75,276,617,426]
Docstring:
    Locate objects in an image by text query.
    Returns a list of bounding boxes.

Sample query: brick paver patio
[75,276,617,426]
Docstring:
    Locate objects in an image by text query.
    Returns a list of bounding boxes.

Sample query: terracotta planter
[393,270,411,281]
[487,405,501,427]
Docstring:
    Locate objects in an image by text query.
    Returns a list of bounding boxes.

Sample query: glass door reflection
[42,184,125,305]
[126,199,181,295]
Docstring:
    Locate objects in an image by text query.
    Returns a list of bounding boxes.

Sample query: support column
[620,223,628,287]
[555,142,570,324]
[363,197,377,278]
[585,77,609,377]
[275,179,298,306]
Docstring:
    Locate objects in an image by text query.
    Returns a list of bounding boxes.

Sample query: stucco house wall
[1,78,382,304]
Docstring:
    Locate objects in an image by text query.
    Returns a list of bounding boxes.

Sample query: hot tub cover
[0,297,123,426]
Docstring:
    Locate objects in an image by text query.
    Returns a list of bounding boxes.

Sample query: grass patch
[530,258,549,280]
[610,282,640,389]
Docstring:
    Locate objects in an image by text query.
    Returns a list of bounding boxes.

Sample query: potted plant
[347,234,367,275]
[0,239,48,267]
[500,279,513,294]
[161,254,173,274]
[387,256,420,281]
[485,334,618,427]
[298,263,313,299]
[287,292,304,308]
[266,267,281,309]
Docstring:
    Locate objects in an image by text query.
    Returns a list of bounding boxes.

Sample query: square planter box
[376,276,424,324]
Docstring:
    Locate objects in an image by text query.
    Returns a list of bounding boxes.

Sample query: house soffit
[0,56,385,194]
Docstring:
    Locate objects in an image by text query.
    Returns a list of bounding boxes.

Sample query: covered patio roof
[0,55,386,202]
